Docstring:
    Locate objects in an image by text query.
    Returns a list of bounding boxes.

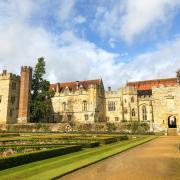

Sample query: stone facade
[50,79,106,123]
[48,75,180,133]
[0,67,32,124]
[1,66,180,133]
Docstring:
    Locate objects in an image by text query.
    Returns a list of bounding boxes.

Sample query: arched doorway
[168,115,177,128]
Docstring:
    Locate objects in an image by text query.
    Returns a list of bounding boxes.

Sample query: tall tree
[30,57,54,122]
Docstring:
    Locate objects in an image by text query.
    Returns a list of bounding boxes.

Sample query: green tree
[30,57,54,122]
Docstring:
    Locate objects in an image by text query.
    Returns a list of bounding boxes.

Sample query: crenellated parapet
[0,70,20,81]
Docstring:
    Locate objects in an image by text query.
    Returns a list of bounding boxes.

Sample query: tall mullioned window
[131,108,136,117]
[82,101,87,111]
[108,101,116,111]
[131,96,134,103]
[142,105,147,120]
[12,82,16,90]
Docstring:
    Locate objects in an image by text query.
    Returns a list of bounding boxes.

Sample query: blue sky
[0,0,180,88]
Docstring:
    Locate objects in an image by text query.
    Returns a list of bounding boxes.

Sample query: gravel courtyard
[60,136,180,180]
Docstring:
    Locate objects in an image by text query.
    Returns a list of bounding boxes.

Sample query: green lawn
[0,136,155,180]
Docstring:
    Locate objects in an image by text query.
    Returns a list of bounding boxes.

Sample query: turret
[18,66,32,123]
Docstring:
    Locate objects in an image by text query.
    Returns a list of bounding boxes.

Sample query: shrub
[106,123,117,132]
[0,145,81,170]
[127,121,150,134]
[81,142,100,148]
[100,137,117,144]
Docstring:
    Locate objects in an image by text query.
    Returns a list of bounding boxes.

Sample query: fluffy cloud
[58,0,76,22]
[0,0,180,90]
[94,0,180,43]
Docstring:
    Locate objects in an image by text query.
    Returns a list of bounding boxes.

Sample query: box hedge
[0,145,81,170]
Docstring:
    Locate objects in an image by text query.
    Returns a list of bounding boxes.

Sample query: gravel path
[60,136,180,180]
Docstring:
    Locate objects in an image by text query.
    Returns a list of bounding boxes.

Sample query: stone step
[167,128,177,136]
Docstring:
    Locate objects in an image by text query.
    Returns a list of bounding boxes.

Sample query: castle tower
[18,66,32,123]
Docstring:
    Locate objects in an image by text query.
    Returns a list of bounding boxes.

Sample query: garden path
[60,136,180,180]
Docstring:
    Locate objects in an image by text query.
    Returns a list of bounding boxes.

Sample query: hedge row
[0,141,100,149]
[0,133,20,137]
[0,144,64,148]
[81,141,100,148]
[0,145,81,170]
[99,136,128,144]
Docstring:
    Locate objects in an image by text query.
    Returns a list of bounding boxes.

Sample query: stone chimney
[108,86,111,91]
[2,70,7,75]
[76,81,79,89]
[176,69,180,85]
[18,66,32,123]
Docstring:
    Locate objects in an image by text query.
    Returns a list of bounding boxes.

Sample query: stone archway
[168,115,177,128]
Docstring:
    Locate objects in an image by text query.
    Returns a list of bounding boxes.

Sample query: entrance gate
[168,115,177,128]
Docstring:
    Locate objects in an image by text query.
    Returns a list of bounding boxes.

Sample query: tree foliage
[30,57,54,122]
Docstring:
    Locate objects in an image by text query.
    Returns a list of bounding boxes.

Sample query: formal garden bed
[0,135,156,179]
[0,132,142,172]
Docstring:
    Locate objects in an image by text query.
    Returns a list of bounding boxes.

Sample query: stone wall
[51,82,106,123]
[152,85,180,131]
[0,72,20,124]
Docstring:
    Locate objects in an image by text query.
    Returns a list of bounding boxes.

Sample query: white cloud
[0,0,180,91]
[58,0,76,22]
[108,38,116,48]
[73,16,86,24]
[94,0,180,43]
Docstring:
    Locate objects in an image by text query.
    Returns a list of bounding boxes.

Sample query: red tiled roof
[50,79,101,92]
[127,78,177,90]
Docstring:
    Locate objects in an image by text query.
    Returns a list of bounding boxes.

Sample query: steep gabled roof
[50,79,101,92]
[127,77,177,90]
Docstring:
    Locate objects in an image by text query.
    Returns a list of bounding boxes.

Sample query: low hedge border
[0,145,81,170]
[0,141,100,149]
[81,141,100,148]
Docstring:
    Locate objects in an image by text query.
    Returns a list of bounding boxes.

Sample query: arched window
[82,101,87,111]
[142,105,147,120]
[131,108,135,117]
[62,102,66,111]
[131,96,134,103]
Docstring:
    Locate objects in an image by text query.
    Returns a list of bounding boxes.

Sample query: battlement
[21,66,32,72]
[0,71,20,80]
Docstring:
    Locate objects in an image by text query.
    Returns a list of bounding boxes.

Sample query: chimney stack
[108,86,111,91]
[2,70,7,75]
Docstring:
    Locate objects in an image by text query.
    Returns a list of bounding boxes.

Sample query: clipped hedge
[81,141,100,148]
[0,133,20,137]
[117,135,128,141]
[0,145,81,170]
[0,144,64,148]
[99,137,118,144]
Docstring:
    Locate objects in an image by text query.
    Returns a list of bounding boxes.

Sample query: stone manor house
[0,66,180,133]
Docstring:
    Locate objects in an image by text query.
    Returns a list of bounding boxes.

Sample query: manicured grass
[0,136,156,180]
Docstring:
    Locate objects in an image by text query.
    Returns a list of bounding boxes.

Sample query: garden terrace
[0,136,156,179]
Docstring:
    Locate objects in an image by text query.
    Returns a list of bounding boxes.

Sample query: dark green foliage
[30,57,54,122]
[127,121,150,134]
[81,141,100,148]
[116,135,128,141]
[0,145,81,170]
[100,137,117,144]
[106,123,117,132]
[0,133,20,137]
